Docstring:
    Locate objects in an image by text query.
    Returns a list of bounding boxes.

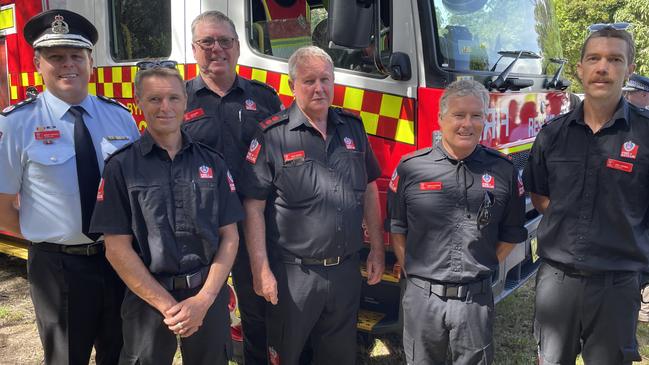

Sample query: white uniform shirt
[0,90,140,244]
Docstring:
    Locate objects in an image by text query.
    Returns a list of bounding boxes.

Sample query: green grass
[0,305,25,323]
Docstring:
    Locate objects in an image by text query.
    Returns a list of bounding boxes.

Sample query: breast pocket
[546,158,582,198]
[276,160,318,205]
[100,138,130,161]
[127,184,168,228]
[26,145,76,195]
[188,180,220,229]
[334,151,367,191]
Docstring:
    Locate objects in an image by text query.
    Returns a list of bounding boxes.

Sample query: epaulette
[249,79,279,95]
[97,95,130,112]
[629,103,649,119]
[400,147,433,163]
[104,141,134,164]
[332,107,363,124]
[1,96,37,116]
[258,109,289,131]
[482,145,514,164]
[195,141,225,159]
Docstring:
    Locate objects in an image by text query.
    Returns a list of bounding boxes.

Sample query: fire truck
[0,0,569,353]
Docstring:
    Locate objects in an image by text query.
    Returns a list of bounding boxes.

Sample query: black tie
[70,106,101,241]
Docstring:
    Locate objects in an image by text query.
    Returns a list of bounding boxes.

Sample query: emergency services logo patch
[269,346,280,365]
[227,170,236,192]
[245,99,257,111]
[481,173,495,189]
[246,138,261,164]
[620,140,639,159]
[389,168,399,192]
[199,165,213,179]
[97,178,105,202]
[344,137,356,150]
[517,172,525,197]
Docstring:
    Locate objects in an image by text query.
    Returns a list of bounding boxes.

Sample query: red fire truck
[0,0,569,352]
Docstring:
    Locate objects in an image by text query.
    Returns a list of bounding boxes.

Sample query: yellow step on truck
[1,0,567,359]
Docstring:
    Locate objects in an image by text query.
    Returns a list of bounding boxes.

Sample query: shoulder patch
[482,145,513,164]
[400,147,433,163]
[97,95,130,112]
[249,79,279,95]
[259,110,289,131]
[1,96,37,116]
[195,141,224,159]
[332,107,363,124]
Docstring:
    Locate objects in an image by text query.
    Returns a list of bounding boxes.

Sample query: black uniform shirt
[387,145,527,283]
[524,98,649,272]
[183,75,282,183]
[239,104,382,259]
[90,131,244,275]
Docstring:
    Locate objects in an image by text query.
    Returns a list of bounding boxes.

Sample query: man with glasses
[386,79,526,365]
[90,62,243,364]
[524,23,649,364]
[0,9,140,364]
[183,11,283,364]
[623,73,649,109]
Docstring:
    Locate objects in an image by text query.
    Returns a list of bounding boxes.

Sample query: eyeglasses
[193,37,237,50]
[477,191,494,230]
[136,60,178,70]
[588,22,632,33]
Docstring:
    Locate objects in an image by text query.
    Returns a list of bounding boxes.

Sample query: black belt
[280,253,352,267]
[155,266,210,291]
[408,276,492,299]
[545,259,634,278]
[31,241,104,256]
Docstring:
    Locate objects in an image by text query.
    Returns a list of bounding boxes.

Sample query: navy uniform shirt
[90,131,244,275]
[524,98,649,272]
[183,75,282,184]
[387,145,527,283]
[0,90,140,244]
[239,104,382,259]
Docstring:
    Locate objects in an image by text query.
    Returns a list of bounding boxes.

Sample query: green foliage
[555,0,649,92]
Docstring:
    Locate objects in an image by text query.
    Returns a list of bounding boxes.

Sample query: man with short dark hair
[90,64,242,365]
[387,79,526,364]
[0,9,140,364]
[241,45,385,365]
[183,11,283,364]
[524,24,649,364]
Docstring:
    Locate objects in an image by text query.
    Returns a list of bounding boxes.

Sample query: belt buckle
[323,256,340,266]
[445,285,459,297]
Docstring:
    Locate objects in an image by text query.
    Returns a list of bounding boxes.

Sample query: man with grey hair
[623,73,649,109]
[91,63,242,364]
[182,10,283,364]
[240,45,385,364]
[387,79,526,364]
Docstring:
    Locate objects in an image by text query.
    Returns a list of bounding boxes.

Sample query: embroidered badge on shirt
[34,126,61,144]
[620,141,639,159]
[246,138,262,164]
[420,181,443,190]
[199,165,213,179]
[283,150,305,162]
[517,172,525,197]
[184,108,205,122]
[269,346,280,365]
[388,169,399,192]
[344,137,356,150]
[481,173,495,189]
[245,99,257,111]
[97,178,105,202]
[106,136,129,141]
[606,158,633,173]
[227,170,236,192]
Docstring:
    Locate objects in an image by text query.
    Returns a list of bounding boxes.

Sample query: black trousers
[232,235,269,365]
[28,245,124,365]
[118,284,231,365]
[534,261,641,365]
[266,254,361,365]
[402,277,494,365]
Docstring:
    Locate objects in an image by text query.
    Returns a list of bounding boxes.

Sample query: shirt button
[578,236,584,240]
[337,227,342,232]
[337,207,342,212]
[50,156,57,162]
[456,224,460,229]
[576,257,584,261]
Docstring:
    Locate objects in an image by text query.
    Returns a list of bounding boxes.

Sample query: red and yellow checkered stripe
[9,64,416,144]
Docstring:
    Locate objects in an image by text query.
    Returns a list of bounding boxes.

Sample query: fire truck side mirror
[327,0,374,48]
[389,52,411,81]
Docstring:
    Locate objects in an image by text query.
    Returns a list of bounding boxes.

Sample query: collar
[433,143,482,162]
[568,97,629,129]
[188,74,244,95]
[43,90,95,120]
[286,103,343,131]
[139,129,194,156]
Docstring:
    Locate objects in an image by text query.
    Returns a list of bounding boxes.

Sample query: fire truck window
[109,0,172,61]
[248,0,391,77]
